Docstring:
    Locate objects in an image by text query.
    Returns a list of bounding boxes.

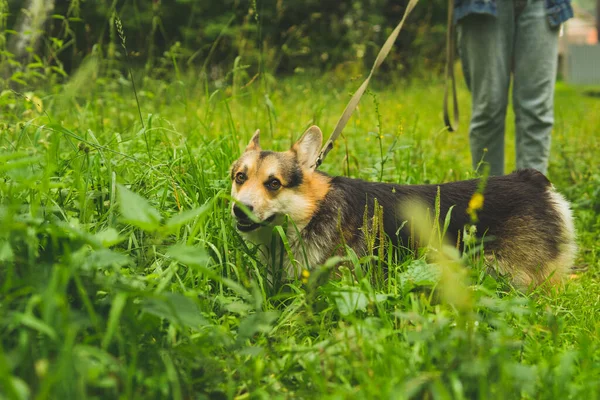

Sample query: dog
[230,125,577,290]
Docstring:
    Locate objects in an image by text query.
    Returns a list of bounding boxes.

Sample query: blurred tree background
[2,0,448,88]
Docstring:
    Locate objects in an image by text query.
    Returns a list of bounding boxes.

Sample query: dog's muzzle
[232,204,275,232]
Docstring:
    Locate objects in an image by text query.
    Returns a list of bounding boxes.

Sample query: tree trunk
[8,0,55,61]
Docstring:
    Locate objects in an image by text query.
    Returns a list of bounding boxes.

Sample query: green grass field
[1,69,599,399]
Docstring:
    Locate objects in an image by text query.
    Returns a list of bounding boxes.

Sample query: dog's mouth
[236,214,276,232]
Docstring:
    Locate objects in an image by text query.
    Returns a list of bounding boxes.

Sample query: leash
[443,0,459,132]
[314,0,419,169]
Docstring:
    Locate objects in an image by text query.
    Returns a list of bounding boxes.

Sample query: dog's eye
[265,178,281,191]
[235,172,247,185]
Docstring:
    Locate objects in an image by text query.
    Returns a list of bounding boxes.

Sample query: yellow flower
[301,269,310,284]
[467,192,484,222]
[468,193,484,211]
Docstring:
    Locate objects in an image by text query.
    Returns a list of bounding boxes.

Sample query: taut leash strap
[314,0,419,169]
[443,0,459,132]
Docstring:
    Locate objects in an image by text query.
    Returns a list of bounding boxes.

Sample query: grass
[0,65,599,399]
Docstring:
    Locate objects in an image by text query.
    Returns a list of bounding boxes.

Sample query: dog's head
[229,125,330,233]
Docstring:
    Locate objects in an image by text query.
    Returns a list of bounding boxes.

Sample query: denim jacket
[454,0,573,27]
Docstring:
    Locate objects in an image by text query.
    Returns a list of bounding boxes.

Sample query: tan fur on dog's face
[230,126,331,233]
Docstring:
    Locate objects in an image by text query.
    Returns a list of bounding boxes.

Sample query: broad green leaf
[142,292,208,329]
[220,277,254,303]
[225,301,253,315]
[117,184,161,231]
[399,259,441,292]
[83,249,131,270]
[94,228,124,247]
[166,244,209,268]
[333,289,369,316]
[165,202,211,231]
[237,311,279,344]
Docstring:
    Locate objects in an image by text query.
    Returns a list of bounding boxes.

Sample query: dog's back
[306,169,576,290]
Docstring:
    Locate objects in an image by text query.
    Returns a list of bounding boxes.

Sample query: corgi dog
[230,125,577,290]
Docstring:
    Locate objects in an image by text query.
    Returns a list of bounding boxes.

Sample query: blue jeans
[458,0,560,176]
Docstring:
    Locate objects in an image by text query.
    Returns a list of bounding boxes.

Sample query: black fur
[285,165,303,188]
[258,151,274,159]
[304,168,562,257]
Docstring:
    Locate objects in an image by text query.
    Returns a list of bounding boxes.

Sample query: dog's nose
[233,204,253,219]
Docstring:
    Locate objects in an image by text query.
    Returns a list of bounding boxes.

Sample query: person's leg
[458,3,514,176]
[513,0,560,175]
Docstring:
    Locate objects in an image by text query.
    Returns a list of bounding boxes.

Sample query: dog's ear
[245,129,261,152]
[293,125,323,170]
